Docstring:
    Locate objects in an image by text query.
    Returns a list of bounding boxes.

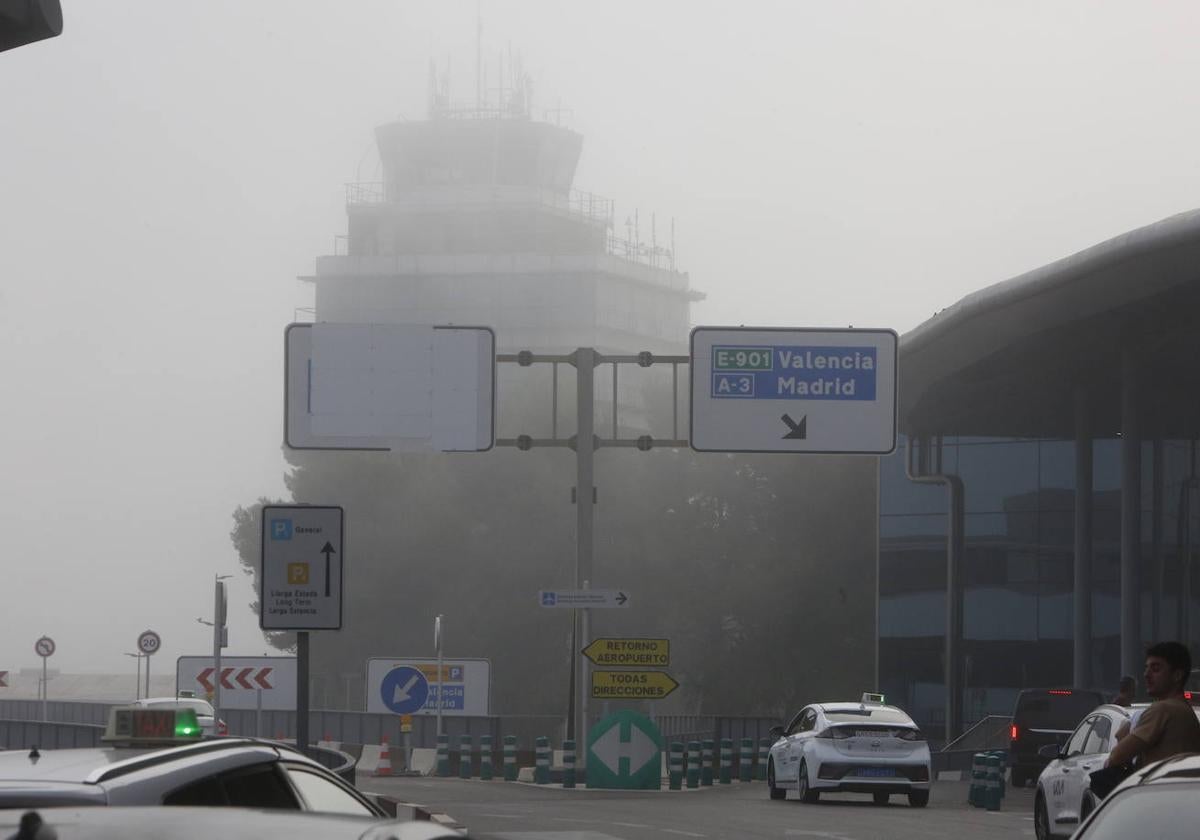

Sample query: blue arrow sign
[379,666,430,715]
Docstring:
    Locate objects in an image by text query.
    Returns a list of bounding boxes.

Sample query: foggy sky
[3,0,1200,676]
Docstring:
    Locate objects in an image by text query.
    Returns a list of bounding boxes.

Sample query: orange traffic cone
[375,736,393,777]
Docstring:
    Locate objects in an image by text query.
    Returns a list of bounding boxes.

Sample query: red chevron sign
[196,666,274,692]
[178,656,295,710]
[0,670,7,688]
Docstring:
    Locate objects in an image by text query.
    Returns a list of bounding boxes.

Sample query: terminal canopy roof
[901,209,1200,440]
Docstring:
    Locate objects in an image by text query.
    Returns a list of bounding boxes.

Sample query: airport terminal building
[878,210,1200,741]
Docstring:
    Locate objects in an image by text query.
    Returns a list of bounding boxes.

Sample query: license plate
[858,767,896,778]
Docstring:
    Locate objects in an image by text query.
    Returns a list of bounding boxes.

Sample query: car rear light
[1010,724,1018,741]
[1047,689,1073,696]
[816,727,852,740]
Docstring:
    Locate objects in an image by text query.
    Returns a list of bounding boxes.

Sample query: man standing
[1113,675,1136,707]
[1106,642,1200,769]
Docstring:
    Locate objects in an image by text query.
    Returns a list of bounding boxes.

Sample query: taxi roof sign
[103,706,203,745]
[861,692,886,705]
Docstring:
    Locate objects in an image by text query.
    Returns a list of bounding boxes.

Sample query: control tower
[310,86,702,356]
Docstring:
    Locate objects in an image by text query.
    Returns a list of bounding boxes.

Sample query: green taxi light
[103,705,204,744]
[174,708,202,739]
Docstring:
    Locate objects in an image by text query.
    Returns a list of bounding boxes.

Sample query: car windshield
[824,709,913,725]
[145,700,213,715]
[1079,784,1200,839]
[1015,693,1102,729]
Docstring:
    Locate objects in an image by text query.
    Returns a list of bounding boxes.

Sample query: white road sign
[538,589,630,609]
[260,505,344,630]
[690,326,898,454]
[137,630,161,656]
[176,656,297,710]
[365,657,491,717]
[285,323,496,452]
[34,636,55,658]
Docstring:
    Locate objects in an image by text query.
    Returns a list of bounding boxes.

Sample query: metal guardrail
[0,719,103,750]
[0,699,781,756]
[941,715,1013,753]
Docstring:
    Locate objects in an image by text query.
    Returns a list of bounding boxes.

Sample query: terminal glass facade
[879,436,1200,734]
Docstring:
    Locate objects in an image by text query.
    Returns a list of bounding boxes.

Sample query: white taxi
[767,693,932,807]
[1032,701,1200,839]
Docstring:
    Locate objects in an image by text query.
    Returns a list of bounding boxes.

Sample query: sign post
[261,504,345,754]
[690,327,898,454]
[434,615,444,739]
[137,630,161,699]
[34,636,55,721]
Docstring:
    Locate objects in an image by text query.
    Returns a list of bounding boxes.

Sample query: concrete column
[1151,437,1164,642]
[945,469,965,744]
[1073,388,1093,689]
[1120,348,1142,679]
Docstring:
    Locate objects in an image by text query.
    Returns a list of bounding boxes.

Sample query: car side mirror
[1038,744,1062,760]
[769,725,785,739]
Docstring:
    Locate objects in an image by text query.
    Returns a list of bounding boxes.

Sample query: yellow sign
[582,638,670,667]
[400,714,413,733]
[287,563,310,585]
[591,670,679,700]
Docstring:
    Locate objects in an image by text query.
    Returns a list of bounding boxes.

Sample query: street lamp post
[124,652,143,701]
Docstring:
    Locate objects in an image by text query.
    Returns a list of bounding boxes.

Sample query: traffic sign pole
[574,349,596,750]
[297,631,310,753]
[35,636,56,722]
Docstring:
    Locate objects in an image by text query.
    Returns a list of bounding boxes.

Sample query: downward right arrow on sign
[781,413,807,440]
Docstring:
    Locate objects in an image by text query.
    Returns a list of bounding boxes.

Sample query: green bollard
[436,734,451,777]
[985,754,1001,811]
[719,739,733,784]
[968,753,984,807]
[669,742,683,790]
[756,738,770,781]
[534,736,550,785]
[562,740,576,788]
[480,735,493,781]
[459,735,473,779]
[503,735,517,781]
[701,740,714,786]
[686,741,701,789]
[738,738,753,782]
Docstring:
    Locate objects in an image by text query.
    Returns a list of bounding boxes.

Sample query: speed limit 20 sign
[137,630,162,656]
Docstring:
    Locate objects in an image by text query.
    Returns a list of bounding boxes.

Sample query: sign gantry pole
[574,348,596,746]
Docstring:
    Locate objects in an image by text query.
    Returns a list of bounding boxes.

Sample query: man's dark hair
[1119,675,1136,692]
[1146,642,1193,690]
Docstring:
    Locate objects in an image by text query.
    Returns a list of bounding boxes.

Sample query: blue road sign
[380,666,430,715]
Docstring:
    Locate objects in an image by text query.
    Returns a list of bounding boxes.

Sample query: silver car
[0,738,385,815]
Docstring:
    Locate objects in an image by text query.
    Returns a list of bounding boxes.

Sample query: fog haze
[3,0,1200,676]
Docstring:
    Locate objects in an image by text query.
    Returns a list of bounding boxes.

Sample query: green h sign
[585,710,663,790]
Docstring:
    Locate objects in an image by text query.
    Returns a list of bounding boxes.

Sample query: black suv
[1009,687,1104,788]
